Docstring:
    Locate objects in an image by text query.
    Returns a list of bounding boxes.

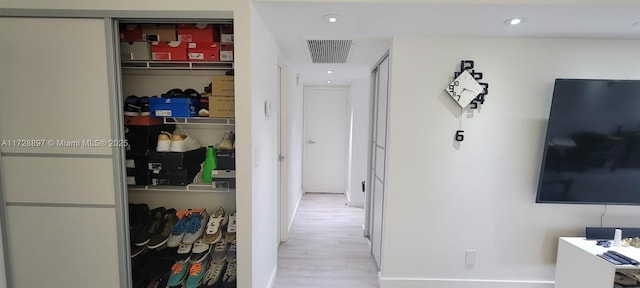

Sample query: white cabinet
[556,237,640,288]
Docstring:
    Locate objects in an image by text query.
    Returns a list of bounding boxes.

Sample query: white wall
[381,36,640,288]
[347,78,371,207]
[250,4,280,287]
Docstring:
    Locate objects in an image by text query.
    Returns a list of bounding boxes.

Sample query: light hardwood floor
[273,193,379,288]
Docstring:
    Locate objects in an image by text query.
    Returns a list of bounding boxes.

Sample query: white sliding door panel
[2,156,115,205]
[368,55,389,269]
[0,18,112,155]
[7,206,120,288]
[0,17,121,288]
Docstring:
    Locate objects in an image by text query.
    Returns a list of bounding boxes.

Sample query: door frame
[302,86,350,194]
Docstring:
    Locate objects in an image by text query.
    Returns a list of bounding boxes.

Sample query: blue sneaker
[185,258,209,288]
[166,209,191,247]
[182,208,208,244]
[167,260,190,287]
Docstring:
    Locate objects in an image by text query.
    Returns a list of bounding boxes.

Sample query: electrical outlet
[465,250,476,269]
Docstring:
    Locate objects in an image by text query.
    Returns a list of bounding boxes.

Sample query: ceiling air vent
[306,39,353,63]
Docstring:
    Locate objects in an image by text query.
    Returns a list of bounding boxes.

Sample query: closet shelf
[164,117,235,126]
[121,60,233,70]
[128,184,235,193]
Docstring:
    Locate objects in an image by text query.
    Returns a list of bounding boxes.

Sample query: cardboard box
[149,97,197,117]
[177,24,216,42]
[148,147,206,173]
[120,42,151,60]
[211,75,234,96]
[151,41,187,61]
[220,24,234,43]
[220,44,234,62]
[187,42,220,61]
[120,24,143,42]
[212,169,236,189]
[208,95,235,118]
[215,150,236,170]
[142,24,177,42]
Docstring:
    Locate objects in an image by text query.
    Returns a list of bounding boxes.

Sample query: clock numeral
[470,70,483,80]
[454,72,460,79]
[478,82,489,96]
[470,94,485,109]
[455,130,465,142]
[460,60,474,72]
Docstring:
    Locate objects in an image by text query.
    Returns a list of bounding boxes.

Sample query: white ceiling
[255,2,640,85]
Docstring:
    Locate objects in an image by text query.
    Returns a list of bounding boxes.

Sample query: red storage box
[178,24,217,43]
[187,42,220,61]
[120,24,143,42]
[151,41,187,61]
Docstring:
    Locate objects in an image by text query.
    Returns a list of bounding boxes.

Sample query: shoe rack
[119,19,237,253]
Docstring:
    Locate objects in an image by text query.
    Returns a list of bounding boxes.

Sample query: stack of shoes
[202,242,228,288]
[203,206,228,244]
[156,131,202,153]
[217,130,235,151]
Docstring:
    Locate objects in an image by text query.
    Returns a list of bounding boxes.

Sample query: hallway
[274,193,379,288]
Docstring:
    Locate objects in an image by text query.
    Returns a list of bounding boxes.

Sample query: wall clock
[444,60,489,142]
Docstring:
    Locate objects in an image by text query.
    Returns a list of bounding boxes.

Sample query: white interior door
[0,18,122,287]
[304,87,348,193]
[369,55,389,269]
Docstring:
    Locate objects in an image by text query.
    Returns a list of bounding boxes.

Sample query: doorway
[303,87,349,194]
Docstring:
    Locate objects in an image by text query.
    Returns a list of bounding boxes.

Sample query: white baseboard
[378,274,553,288]
[347,200,364,207]
[287,189,303,233]
[267,266,278,288]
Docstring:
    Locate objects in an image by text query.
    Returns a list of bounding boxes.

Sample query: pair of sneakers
[201,241,236,288]
[168,240,210,288]
[157,131,201,152]
[166,209,209,248]
[124,95,150,116]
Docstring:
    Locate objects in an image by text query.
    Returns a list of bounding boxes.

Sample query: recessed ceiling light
[326,80,333,83]
[504,17,527,25]
[323,14,341,23]
[327,70,334,74]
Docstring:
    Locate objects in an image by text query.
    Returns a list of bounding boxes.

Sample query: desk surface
[561,237,640,269]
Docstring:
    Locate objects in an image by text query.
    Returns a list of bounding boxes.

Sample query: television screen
[536,79,640,205]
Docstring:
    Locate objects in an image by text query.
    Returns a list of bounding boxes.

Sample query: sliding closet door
[0,18,122,287]
[368,55,389,269]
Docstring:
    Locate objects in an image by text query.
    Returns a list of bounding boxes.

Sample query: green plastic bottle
[202,146,217,183]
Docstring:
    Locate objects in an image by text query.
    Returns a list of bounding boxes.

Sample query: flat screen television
[536,79,640,205]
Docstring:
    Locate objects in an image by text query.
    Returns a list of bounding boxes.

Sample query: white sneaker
[225,211,236,243]
[170,133,201,152]
[156,131,172,152]
[217,130,233,151]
